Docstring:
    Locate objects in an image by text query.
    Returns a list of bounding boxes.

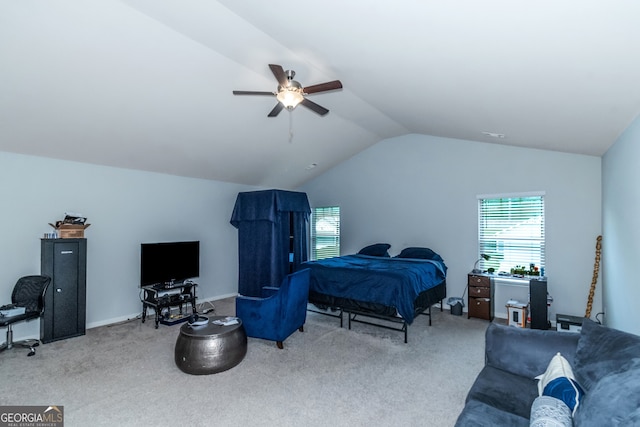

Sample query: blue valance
[230,189,311,227]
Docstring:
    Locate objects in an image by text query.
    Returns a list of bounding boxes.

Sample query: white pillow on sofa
[535,352,584,416]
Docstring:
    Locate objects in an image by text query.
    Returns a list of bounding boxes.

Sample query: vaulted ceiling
[1,1,639,188]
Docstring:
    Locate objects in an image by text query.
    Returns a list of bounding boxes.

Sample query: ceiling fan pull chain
[289,110,294,143]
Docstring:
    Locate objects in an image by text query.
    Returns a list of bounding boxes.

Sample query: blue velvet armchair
[235,268,311,349]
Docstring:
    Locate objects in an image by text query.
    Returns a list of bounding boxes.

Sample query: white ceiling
[1,1,639,188]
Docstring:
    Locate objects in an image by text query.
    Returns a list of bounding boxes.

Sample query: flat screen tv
[140,241,200,287]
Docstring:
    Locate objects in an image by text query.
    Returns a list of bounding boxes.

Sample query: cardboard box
[49,223,91,238]
[506,301,528,328]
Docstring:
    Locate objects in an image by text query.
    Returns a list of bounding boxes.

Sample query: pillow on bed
[395,247,444,262]
[357,243,391,257]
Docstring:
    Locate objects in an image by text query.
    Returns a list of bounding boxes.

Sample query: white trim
[477,191,546,199]
[85,294,234,329]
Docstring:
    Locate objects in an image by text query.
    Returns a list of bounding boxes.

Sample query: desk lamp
[472,254,490,274]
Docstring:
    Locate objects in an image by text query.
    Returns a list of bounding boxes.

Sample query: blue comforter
[302,255,447,323]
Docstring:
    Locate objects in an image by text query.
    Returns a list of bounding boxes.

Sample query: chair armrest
[261,286,279,298]
[235,293,280,326]
[485,323,580,378]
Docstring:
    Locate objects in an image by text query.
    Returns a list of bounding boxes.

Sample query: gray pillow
[573,358,640,426]
[573,318,640,391]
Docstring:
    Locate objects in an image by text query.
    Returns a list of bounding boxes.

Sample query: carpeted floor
[0,298,489,427]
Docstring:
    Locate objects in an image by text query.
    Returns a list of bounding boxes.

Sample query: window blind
[478,194,545,273]
[311,206,340,260]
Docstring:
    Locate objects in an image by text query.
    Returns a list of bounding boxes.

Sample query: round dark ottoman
[175,316,247,375]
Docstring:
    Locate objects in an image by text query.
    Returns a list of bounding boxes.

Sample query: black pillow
[357,243,391,257]
[396,247,444,262]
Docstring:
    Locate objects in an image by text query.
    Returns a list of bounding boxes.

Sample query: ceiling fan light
[276,87,304,110]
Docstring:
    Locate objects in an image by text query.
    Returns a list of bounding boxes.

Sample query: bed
[301,245,447,342]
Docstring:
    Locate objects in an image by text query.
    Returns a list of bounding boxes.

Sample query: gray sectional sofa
[455,319,640,426]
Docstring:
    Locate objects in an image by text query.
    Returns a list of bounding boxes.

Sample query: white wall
[602,115,640,335]
[300,134,602,321]
[0,151,255,340]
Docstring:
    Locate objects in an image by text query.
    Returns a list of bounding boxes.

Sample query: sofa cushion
[573,358,640,426]
[574,319,640,391]
[617,408,640,427]
[535,352,584,415]
[530,396,572,427]
[466,365,539,420]
[454,399,529,427]
[485,323,580,379]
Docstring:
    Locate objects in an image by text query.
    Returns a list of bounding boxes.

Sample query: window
[311,206,340,260]
[478,193,545,273]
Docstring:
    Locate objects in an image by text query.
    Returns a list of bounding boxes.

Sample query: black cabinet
[529,279,549,330]
[40,238,87,343]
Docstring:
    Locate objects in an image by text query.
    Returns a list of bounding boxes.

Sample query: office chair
[0,275,51,356]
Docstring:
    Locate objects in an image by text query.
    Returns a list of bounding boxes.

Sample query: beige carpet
[0,298,489,427]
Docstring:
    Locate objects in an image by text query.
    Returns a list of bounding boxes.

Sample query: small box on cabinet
[506,300,527,328]
[48,223,91,238]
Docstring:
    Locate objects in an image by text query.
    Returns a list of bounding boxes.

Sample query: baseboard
[86,294,237,330]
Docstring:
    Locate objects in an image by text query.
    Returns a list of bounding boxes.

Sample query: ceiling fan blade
[233,90,275,96]
[301,98,329,116]
[303,80,343,95]
[268,64,288,86]
[268,103,284,117]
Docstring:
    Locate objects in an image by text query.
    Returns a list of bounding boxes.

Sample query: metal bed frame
[307,281,446,343]
[346,304,440,343]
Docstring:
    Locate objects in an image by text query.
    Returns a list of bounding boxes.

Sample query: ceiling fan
[233,64,343,117]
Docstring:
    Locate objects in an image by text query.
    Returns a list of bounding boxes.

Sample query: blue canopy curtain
[230,189,311,297]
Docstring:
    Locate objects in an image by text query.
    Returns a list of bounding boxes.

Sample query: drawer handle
[475,278,482,283]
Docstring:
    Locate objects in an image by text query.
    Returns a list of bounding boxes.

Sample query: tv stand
[141,282,197,328]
